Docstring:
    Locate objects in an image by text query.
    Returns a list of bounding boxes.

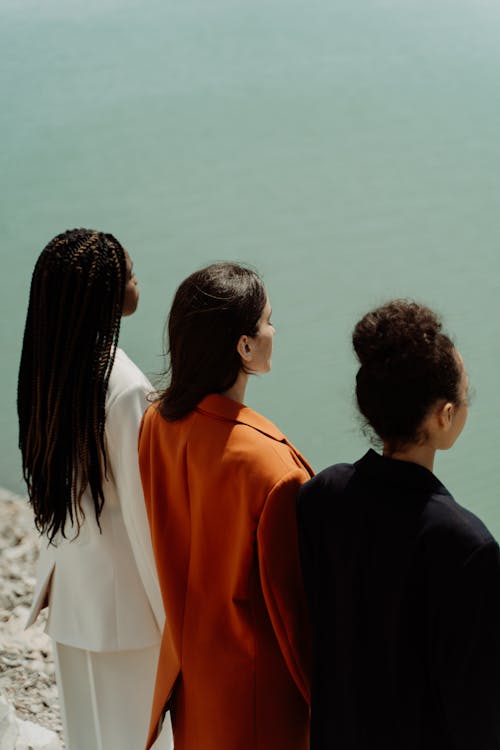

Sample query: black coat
[297,449,500,749]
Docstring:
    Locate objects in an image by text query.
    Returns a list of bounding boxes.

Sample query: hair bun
[352,300,443,367]
[352,312,385,365]
[352,299,460,448]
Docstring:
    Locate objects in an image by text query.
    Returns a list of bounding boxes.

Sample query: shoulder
[107,348,152,407]
[191,395,312,483]
[422,491,497,560]
[225,420,311,487]
[298,462,354,507]
[139,402,189,453]
[140,399,311,490]
[140,401,176,435]
[419,493,500,600]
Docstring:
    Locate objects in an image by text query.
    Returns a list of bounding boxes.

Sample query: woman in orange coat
[139,262,312,750]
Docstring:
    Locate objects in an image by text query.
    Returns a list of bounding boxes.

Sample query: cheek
[460,406,468,429]
[454,405,468,438]
[123,284,139,315]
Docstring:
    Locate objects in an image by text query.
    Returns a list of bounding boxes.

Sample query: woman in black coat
[297,300,500,750]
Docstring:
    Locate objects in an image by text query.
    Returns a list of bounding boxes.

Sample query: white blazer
[26,348,165,652]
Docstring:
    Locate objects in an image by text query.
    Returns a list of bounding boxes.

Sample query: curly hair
[158,262,266,421]
[17,228,127,542]
[352,300,462,450]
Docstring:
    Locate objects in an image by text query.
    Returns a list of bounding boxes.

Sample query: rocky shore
[0,490,64,748]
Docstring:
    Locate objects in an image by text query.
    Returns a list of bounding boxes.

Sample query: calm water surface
[2,0,500,534]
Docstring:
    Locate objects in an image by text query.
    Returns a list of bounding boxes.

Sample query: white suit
[27,349,173,750]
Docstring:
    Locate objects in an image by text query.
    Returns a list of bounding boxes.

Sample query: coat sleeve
[434,540,500,748]
[105,382,166,632]
[257,468,312,704]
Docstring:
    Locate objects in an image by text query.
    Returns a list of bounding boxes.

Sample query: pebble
[0,492,64,747]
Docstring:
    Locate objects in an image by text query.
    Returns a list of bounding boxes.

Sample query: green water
[2,0,500,534]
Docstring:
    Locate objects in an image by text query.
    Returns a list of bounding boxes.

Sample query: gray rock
[0,697,18,750]
[15,718,62,750]
[0,497,63,747]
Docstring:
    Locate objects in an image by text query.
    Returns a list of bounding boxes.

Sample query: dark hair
[158,262,267,421]
[17,228,127,542]
[352,300,462,450]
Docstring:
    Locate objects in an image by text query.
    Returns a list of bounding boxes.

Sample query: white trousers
[150,708,175,750]
[53,641,172,750]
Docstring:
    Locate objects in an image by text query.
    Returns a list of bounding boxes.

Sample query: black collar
[354,449,450,497]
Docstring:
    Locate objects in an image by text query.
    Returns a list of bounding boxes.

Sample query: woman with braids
[138,262,313,750]
[297,300,500,750]
[18,228,173,750]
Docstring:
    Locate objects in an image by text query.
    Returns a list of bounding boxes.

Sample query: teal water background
[2,0,500,534]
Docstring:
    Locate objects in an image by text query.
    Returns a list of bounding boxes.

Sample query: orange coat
[139,394,313,750]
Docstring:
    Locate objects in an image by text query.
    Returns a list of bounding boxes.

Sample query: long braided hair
[17,228,127,542]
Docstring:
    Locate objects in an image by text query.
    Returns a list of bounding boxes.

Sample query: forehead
[261,296,271,315]
[123,251,134,276]
[455,350,469,388]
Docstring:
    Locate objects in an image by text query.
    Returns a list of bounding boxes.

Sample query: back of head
[18,228,127,541]
[159,262,266,421]
[352,300,461,450]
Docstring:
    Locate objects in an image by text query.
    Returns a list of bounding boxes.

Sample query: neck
[222,370,248,404]
[383,442,436,472]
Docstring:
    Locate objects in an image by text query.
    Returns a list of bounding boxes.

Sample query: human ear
[236,334,253,363]
[436,402,454,432]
